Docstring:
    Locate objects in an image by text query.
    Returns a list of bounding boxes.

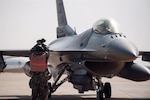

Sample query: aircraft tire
[104,82,111,98]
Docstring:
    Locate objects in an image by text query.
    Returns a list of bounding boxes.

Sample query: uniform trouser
[29,73,49,100]
[32,85,48,100]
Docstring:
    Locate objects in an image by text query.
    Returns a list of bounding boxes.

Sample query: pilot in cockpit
[93,18,121,34]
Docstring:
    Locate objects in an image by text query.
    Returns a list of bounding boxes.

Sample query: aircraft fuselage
[48,28,138,77]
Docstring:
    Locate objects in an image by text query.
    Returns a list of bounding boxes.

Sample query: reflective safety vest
[30,53,47,72]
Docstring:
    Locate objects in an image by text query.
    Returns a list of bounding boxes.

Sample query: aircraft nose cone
[108,39,138,61]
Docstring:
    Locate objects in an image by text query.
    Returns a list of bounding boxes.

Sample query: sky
[0,0,150,51]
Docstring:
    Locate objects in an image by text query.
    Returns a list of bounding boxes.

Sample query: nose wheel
[96,79,111,100]
[104,82,111,98]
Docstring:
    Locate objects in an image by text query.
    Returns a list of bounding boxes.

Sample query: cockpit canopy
[93,18,121,34]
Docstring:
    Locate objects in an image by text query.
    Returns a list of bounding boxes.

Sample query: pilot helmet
[93,18,121,34]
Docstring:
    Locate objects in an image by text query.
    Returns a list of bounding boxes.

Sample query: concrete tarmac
[0,72,150,100]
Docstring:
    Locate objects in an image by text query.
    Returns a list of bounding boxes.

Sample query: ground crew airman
[29,39,50,100]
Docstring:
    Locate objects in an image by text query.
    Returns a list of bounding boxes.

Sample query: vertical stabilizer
[56,0,76,38]
[56,0,67,26]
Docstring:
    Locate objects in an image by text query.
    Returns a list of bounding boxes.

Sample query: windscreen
[93,18,121,34]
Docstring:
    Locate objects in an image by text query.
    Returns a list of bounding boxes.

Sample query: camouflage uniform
[29,72,49,100]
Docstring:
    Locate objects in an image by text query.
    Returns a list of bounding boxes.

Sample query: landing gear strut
[96,78,111,100]
[48,64,70,98]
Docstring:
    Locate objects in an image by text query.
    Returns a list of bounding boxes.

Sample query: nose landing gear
[96,78,111,100]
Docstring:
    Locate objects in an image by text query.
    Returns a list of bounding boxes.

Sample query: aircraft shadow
[0,95,31,100]
[51,95,150,100]
[0,95,149,100]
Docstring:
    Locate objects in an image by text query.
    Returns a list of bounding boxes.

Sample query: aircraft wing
[139,51,150,62]
[0,50,30,72]
[2,50,149,61]
[0,50,30,57]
